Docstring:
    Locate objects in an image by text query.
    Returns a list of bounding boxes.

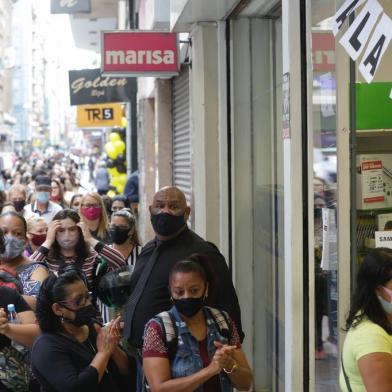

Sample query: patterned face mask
[2,236,25,260]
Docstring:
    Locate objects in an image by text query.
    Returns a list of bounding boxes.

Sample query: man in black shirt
[123,187,243,350]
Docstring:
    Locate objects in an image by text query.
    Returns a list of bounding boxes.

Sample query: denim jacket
[162,305,233,392]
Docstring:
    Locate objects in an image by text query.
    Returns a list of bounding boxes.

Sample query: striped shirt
[109,245,141,267]
[30,242,126,292]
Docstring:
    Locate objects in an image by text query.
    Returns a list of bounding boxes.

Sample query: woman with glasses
[341,248,392,391]
[32,271,129,392]
[50,179,67,209]
[79,192,110,243]
[109,209,140,267]
[30,209,126,301]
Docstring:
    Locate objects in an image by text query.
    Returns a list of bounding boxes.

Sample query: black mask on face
[150,212,186,237]
[109,227,130,245]
[172,296,205,318]
[13,200,26,212]
[62,304,96,327]
[314,208,322,219]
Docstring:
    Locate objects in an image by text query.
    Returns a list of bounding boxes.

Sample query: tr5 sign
[101,31,179,77]
[77,103,123,128]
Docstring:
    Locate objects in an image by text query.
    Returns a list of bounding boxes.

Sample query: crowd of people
[0,154,253,391]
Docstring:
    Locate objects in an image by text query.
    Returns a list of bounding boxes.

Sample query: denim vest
[163,305,233,392]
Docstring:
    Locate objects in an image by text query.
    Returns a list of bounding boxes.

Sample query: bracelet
[223,360,238,374]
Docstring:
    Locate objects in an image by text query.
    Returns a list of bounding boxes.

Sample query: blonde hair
[26,216,47,233]
[79,192,109,240]
[8,184,27,200]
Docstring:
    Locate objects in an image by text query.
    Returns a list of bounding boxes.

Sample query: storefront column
[154,79,173,189]
[190,23,221,246]
[137,98,156,244]
[282,0,306,390]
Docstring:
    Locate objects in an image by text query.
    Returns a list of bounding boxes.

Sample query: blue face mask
[377,296,392,315]
[36,191,50,204]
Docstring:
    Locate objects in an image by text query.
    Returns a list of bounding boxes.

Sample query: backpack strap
[204,307,231,340]
[155,311,178,360]
[341,355,353,392]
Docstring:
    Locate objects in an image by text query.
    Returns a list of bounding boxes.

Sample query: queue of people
[0,153,254,391]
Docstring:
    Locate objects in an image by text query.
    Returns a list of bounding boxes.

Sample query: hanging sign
[333,0,392,93]
[339,0,383,61]
[51,0,91,14]
[77,103,123,128]
[69,68,136,106]
[101,31,179,77]
[358,13,392,83]
[332,0,366,36]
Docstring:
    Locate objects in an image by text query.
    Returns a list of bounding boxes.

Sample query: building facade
[132,0,392,391]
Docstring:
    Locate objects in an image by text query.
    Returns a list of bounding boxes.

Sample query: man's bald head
[152,186,187,209]
[149,186,191,240]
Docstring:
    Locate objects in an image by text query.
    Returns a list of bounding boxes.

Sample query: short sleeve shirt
[340,318,392,391]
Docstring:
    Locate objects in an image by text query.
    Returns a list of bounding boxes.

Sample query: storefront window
[310,1,339,390]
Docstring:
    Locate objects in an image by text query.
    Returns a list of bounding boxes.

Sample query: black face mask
[172,296,205,318]
[62,304,96,327]
[314,208,322,219]
[13,200,26,212]
[150,212,186,237]
[109,227,130,245]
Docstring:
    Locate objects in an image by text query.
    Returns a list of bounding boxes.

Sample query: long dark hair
[169,253,217,306]
[49,209,89,262]
[36,271,82,333]
[346,248,392,334]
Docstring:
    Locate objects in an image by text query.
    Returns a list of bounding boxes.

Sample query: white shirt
[23,201,63,224]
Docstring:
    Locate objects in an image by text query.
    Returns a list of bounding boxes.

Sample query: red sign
[312,32,335,72]
[101,31,179,77]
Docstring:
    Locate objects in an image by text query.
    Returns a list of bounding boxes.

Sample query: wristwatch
[223,359,238,374]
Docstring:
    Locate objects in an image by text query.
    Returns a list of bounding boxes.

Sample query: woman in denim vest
[142,254,252,391]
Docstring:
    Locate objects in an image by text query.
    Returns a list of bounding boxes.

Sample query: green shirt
[340,317,392,391]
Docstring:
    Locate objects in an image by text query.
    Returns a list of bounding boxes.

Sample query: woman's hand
[77,222,98,247]
[0,308,9,335]
[95,316,121,356]
[212,341,237,371]
[42,220,62,248]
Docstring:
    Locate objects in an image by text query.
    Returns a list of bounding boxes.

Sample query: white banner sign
[358,13,392,83]
[375,231,392,249]
[333,0,367,36]
[339,0,383,61]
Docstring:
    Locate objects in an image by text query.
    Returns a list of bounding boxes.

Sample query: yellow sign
[77,103,123,128]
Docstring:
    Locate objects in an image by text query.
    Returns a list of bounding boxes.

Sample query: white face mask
[378,296,392,315]
[56,233,79,250]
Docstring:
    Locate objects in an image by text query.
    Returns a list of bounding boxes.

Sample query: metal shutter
[172,66,191,205]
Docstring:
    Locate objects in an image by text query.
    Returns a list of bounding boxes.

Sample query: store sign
[375,231,392,249]
[77,103,123,128]
[333,0,392,88]
[101,31,179,77]
[69,68,136,106]
[51,0,91,14]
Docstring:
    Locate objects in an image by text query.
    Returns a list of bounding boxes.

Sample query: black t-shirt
[32,324,128,392]
[0,287,31,349]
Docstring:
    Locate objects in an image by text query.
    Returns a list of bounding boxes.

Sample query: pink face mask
[81,206,102,221]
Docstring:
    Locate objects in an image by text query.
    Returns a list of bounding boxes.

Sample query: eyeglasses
[59,291,92,310]
[109,225,130,231]
[81,204,100,208]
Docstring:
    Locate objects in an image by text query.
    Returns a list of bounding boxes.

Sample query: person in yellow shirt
[341,248,392,391]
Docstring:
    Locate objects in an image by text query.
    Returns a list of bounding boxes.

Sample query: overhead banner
[51,0,91,14]
[101,31,179,77]
[69,68,136,106]
[77,103,123,128]
[332,0,366,36]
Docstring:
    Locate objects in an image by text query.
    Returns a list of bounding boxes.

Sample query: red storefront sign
[101,31,179,77]
[312,32,335,72]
